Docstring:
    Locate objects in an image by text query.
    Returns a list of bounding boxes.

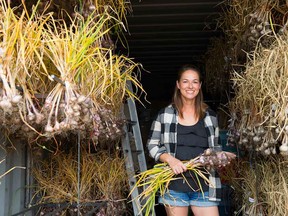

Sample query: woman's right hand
[160,153,187,175]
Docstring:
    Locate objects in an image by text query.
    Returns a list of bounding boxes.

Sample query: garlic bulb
[279,143,288,152]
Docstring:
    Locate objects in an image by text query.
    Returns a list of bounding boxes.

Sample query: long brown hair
[172,64,208,119]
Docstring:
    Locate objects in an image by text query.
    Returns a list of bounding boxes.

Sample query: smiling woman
[146,64,236,216]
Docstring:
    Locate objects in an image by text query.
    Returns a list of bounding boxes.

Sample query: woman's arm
[147,113,167,161]
[147,111,187,174]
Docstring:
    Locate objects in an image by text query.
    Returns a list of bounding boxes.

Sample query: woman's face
[176,69,201,101]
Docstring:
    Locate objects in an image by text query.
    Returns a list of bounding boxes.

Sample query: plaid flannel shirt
[147,104,222,201]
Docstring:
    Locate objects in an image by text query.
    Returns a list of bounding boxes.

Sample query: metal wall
[0,140,29,216]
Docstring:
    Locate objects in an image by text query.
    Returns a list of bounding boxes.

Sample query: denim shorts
[158,190,219,207]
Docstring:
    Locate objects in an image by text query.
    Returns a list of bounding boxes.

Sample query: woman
[147,64,235,216]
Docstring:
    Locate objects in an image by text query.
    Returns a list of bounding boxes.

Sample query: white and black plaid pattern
[147,104,222,201]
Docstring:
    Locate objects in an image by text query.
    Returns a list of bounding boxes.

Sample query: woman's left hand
[217,151,236,167]
[223,151,236,161]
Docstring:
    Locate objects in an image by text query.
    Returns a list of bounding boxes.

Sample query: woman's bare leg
[191,206,219,216]
[165,206,189,216]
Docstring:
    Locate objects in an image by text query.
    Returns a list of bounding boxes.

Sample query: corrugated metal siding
[0,141,27,216]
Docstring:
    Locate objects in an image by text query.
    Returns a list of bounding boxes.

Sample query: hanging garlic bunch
[237,126,256,150]
[236,122,278,156]
[246,9,272,46]
[258,104,288,156]
[0,45,25,134]
[254,124,277,156]
[230,101,282,156]
[0,4,54,141]
[94,106,125,143]
[275,105,288,156]
[278,20,288,35]
[81,0,97,19]
[279,131,288,156]
[40,80,124,142]
[231,108,254,150]
[41,81,93,138]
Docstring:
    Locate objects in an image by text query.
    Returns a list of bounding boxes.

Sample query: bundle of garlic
[36,12,108,138]
[130,149,236,216]
[0,2,144,145]
[41,82,124,142]
[0,73,24,135]
[41,82,88,137]
[239,125,277,156]
[93,106,124,143]
[0,5,48,139]
[36,11,138,143]
[0,6,24,134]
[227,31,288,156]
[198,148,234,169]
[227,104,278,156]
[279,133,288,156]
[246,9,272,45]
[130,157,210,216]
[81,0,98,19]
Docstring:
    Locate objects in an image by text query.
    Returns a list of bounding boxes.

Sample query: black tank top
[168,119,209,192]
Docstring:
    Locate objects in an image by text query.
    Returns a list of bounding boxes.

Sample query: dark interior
[117,0,224,108]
